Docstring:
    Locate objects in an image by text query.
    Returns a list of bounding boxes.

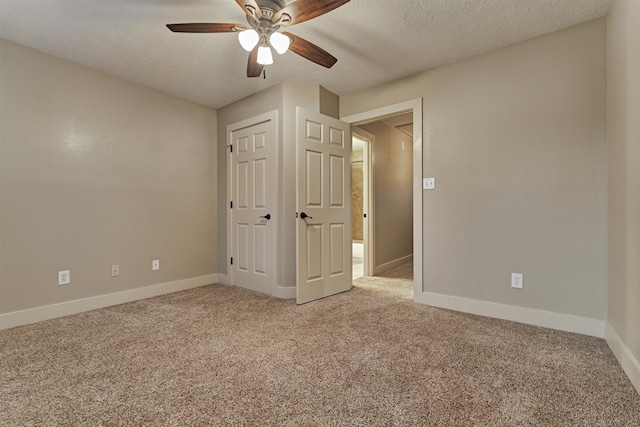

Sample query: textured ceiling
[0,0,611,109]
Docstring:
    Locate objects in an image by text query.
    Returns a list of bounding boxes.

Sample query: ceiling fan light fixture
[238,29,259,51]
[269,32,291,54]
[257,45,274,65]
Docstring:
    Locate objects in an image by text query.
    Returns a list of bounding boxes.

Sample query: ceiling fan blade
[166,23,246,33]
[247,47,264,78]
[282,32,337,68]
[236,0,262,19]
[274,0,350,26]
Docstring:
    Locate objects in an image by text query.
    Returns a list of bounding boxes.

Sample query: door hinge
[229,144,233,153]
[230,257,233,265]
[230,201,233,209]
[364,213,367,218]
[295,212,299,218]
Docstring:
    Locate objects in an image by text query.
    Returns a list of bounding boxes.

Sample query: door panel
[236,162,249,209]
[306,120,323,142]
[330,224,345,275]
[297,107,352,304]
[254,225,267,275]
[330,155,344,207]
[230,118,276,294]
[329,127,345,147]
[254,159,266,208]
[306,151,323,206]
[306,224,323,281]
[237,224,249,272]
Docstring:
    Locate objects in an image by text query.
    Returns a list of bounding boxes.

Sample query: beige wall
[0,39,217,314]
[607,0,640,374]
[359,121,413,268]
[341,19,607,320]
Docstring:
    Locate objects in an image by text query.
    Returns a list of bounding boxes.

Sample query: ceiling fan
[167,0,350,78]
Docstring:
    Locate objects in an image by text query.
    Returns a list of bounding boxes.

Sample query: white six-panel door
[296,107,352,304]
[230,116,276,295]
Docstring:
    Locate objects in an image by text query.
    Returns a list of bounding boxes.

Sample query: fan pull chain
[263,69,266,79]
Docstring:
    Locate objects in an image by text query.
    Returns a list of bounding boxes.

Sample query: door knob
[260,214,271,220]
[300,212,313,219]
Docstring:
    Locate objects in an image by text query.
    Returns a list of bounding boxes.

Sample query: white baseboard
[216,274,230,286]
[272,285,296,299]
[605,322,640,395]
[221,272,293,299]
[417,291,605,338]
[374,254,413,275]
[0,274,218,330]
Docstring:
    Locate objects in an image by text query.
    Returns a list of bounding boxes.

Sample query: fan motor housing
[256,0,286,13]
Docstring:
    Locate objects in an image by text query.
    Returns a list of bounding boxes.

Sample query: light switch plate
[152,260,160,271]
[423,178,436,190]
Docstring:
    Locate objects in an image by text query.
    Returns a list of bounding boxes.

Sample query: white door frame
[342,99,423,299]
[351,128,375,277]
[227,110,279,296]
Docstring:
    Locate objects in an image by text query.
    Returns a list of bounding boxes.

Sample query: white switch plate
[423,178,436,190]
[111,265,120,277]
[152,260,160,271]
[511,273,523,289]
[58,270,70,286]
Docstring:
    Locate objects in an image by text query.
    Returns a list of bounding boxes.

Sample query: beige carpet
[1,263,639,426]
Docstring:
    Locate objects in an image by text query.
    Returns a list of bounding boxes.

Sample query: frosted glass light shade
[269,32,290,54]
[238,29,259,51]
[257,45,274,65]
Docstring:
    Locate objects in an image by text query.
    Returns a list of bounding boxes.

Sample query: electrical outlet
[511,273,523,289]
[111,265,120,277]
[152,260,160,271]
[58,270,70,286]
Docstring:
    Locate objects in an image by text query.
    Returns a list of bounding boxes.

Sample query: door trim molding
[342,98,423,300]
[351,127,375,277]
[226,110,279,296]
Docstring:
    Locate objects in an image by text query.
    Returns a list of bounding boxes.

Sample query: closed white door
[230,116,276,294]
[296,107,352,304]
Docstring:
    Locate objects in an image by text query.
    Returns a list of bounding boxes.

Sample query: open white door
[296,107,352,304]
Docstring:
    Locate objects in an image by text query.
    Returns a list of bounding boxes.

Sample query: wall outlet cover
[152,260,160,271]
[511,273,523,289]
[58,270,70,286]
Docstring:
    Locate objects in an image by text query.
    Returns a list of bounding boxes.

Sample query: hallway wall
[360,121,413,272]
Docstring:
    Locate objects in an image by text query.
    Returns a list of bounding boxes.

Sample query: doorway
[351,113,414,280]
[342,99,423,300]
